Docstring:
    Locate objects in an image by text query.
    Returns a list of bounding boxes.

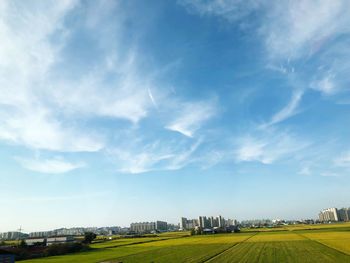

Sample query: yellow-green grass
[242,222,350,232]
[157,231,191,237]
[301,231,350,255]
[22,233,253,263]
[284,222,350,231]
[208,240,350,263]
[90,232,189,249]
[110,233,254,263]
[246,231,305,242]
[21,227,350,263]
[91,237,170,249]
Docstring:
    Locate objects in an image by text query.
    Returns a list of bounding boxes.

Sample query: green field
[22,223,350,263]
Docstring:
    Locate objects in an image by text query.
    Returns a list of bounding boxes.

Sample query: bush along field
[21,224,350,263]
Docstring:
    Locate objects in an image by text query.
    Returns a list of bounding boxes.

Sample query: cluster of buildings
[319,207,350,222]
[0,232,76,246]
[0,226,127,241]
[0,232,27,240]
[27,227,123,238]
[2,207,349,241]
[180,215,236,230]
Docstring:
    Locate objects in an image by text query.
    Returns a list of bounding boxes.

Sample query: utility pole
[17,226,24,245]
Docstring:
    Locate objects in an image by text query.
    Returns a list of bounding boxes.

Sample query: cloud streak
[15,156,85,174]
[165,101,216,137]
[235,129,308,164]
[262,89,304,128]
[179,0,263,22]
[334,151,350,167]
[111,138,203,174]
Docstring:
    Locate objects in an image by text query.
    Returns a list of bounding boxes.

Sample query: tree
[83,232,96,244]
[190,229,196,236]
[19,239,27,248]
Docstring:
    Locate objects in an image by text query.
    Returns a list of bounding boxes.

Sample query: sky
[1,0,350,232]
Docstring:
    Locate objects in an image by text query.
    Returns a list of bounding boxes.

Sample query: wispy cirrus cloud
[262,1,350,99]
[0,0,221,175]
[0,105,103,152]
[51,57,156,124]
[111,138,202,174]
[165,100,217,137]
[321,172,340,177]
[298,166,311,176]
[180,0,350,128]
[178,0,263,22]
[15,156,85,174]
[334,151,350,167]
[261,89,304,128]
[310,73,336,95]
[235,129,308,164]
[0,0,105,152]
[262,1,350,60]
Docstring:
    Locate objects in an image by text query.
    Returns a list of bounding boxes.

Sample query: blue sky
[1,0,350,232]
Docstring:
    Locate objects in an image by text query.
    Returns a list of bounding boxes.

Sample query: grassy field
[22,224,350,263]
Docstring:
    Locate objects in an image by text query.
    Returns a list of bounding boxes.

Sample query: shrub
[45,242,89,256]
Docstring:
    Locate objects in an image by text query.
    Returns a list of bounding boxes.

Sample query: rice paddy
[22,223,350,263]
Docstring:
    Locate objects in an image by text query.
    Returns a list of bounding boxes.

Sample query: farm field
[22,224,350,263]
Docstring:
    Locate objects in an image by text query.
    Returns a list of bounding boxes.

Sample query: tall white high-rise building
[319,208,339,222]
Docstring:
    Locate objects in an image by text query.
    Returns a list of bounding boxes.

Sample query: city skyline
[1,206,348,233]
[1,0,350,232]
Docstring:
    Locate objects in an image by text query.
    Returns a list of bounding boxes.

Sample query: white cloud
[262,89,303,128]
[111,138,202,174]
[0,1,155,152]
[334,152,350,167]
[262,1,350,60]
[236,140,266,163]
[15,156,85,174]
[299,166,311,176]
[320,172,340,177]
[310,74,336,95]
[165,101,216,137]
[0,105,103,152]
[0,0,105,152]
[0,0,221,176]
[262,1,350,99]
[181,1,350,97]
[235,130,308,164]
[179,0,263,22]
[148,88,158,109]
[52,65,154,124]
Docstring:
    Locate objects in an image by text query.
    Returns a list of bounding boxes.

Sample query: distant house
[203,229,215,234]
[46,236,75,246]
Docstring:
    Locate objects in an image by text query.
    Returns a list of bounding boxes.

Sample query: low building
[25,237,46,246]
[46,236,75,246]
[167,223,179,231]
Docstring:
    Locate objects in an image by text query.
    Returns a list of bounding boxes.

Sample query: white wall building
[319,208,339,222]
